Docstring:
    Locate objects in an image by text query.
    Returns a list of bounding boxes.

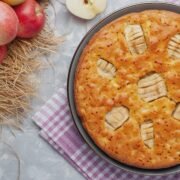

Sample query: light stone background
[0,0,176,180]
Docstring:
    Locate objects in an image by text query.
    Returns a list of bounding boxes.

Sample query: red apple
[0,2,19,45]
[14,0,45,38]
[1,0,26,6]
[0,45,7,64]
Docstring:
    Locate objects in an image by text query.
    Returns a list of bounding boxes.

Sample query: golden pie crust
[74,10,180,169]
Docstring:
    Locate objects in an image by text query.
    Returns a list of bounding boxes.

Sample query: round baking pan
[67,2,180,176]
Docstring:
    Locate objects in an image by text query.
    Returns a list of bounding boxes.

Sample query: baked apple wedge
[141,120,154,148]
[97,59,116,79]
[168,34,180,59]
[138,73,167,102]
[105,106,129,131]
[173,103,180,120]
[124,24,147,55]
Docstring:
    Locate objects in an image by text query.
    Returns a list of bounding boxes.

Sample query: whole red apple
[14,0,45,38]
[0,2,19,45]
[1,0,25,6]
[0,45,7,64]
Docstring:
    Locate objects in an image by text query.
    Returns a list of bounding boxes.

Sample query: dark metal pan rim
[67,2,180,176]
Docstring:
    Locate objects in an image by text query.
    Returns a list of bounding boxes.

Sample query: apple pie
[74,10,180,169]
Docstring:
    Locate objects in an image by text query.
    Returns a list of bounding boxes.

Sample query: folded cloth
[33,87,179,180]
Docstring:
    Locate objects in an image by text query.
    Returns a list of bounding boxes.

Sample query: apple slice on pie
[97,59,116,79]
[138,73,167,102]
[124,24,147,55]
[173,103,180,120]
[105,106,129,131]
[168,34,180,59]
[141,120,154,148]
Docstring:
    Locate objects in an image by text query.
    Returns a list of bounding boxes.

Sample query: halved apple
[66,0,107,20]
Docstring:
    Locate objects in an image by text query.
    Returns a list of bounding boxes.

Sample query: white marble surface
[0,0,174,180]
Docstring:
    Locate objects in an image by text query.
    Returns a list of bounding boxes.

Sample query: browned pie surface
[74,10,180,169]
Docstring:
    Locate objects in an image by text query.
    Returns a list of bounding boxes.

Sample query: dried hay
[0,1,62,130]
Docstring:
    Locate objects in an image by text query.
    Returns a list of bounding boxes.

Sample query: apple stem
[84,0,88,4]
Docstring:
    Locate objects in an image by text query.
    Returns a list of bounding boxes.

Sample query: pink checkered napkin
[33,87,179,180]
